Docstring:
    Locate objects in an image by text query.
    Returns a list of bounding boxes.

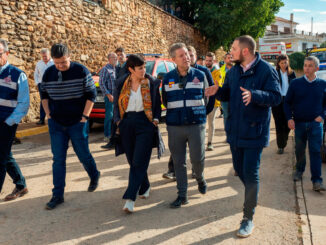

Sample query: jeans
[295,121,323,183]
[220,101,229,128]
[167,124,206,198]
[104,96,114,138]
[119,112,155,201]
[230,145,263,220]
[0,122,26,192]
[48,119,99,198]
[37,84,45,122]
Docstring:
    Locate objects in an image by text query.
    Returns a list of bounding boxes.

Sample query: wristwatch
[82,114,89,120]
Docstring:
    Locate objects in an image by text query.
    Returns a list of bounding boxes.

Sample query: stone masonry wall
[0,0,208,122]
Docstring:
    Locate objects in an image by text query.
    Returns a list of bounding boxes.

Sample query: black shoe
[101,142,115,150]
[36,120,45,125]
[293,170,303,182]
[12,137,21,145]
[277,148,284,154]
[170,196,188,208]
[46,196,64,210]
[198,180,207,194]
[88,171,100,192]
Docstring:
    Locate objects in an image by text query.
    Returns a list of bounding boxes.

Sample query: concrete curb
[292,133,312,245]
[16,125,48,138]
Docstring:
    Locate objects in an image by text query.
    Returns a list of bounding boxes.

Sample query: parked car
[89,56,175,128]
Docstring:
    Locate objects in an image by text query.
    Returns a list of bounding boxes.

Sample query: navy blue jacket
[216,53,281,148]
[162,67,208,126]
[193,63,215,114]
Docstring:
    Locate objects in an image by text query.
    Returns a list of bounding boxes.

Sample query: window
[302,43,307,51]
[146,61,155,75]
[284,27,290,34]
[271,25,278,32]
[155,61,167,76]
[166,61,175,72]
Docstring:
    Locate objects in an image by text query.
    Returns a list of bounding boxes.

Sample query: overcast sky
[277,0,326,33]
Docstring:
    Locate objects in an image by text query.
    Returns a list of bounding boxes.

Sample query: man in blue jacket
[206,35,281,238]
[284,56,326,191]
[0,39,29,201]
[162,43,209,208]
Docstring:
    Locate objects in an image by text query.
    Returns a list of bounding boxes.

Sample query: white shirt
[280,70,289,96]
[34,59,54,85]
[126,86,144,112]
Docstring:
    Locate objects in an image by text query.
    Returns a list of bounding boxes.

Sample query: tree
[289,52,305,70]
[167,0,284,49]
[320,41,326,48]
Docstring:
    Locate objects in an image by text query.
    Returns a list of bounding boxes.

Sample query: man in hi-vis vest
[162,43,209,208]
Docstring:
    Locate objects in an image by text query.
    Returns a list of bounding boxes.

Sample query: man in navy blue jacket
[206,35,281,238]
[284,56,326,191]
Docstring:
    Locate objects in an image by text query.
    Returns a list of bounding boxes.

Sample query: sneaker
[313,182,326,192]
[198,180,207,194]
[277,148,284,154]
[293,170,303,182]
[206,142,214,151]
[46,196,64,210]
[139,187,150,199]
[123,200,134,213]
[237,218,254,238]
[162,172,176,181]
[101,142,115,150]
[4,187,28,201]
[170,196,188,208]
[88,171,100,192]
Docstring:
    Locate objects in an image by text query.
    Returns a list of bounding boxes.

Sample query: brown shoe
[4,187,28,201]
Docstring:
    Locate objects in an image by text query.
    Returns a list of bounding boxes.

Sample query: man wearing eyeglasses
[0,39,29,201]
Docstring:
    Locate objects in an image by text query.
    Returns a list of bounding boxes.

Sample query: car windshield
[146,61,155,75]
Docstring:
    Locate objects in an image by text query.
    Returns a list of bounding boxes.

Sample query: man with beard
[206,35,281,237]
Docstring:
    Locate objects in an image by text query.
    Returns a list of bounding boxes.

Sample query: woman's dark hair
[51,43,69,58]
[276,54,293,75]
[126,54,145,70]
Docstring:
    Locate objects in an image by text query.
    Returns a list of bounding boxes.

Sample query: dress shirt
[99,63,115,95]
[304,75,317,83]
[34,59,54,85]
[0,62,30,126]
[126,86,144,112]
[280,70,289,96]
[241,57,257,73]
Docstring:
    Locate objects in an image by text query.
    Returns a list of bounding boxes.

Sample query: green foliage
[168,0,284,49]
[289,52,305,70]
[320,41,326,48]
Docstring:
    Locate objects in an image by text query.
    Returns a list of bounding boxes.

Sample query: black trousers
[272,99,290,149]
[119,112,155,201]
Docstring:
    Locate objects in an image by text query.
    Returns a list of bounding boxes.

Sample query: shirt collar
[177,66,191,77]
[304,75,317,83]
[241,56,257,73]
[0,61,9,74]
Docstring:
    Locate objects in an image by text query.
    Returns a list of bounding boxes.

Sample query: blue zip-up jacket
[193,63,215,114]
[162,67,208,126]
[216,53,281,148]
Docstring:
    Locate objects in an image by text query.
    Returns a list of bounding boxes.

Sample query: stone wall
[0,0,208,122]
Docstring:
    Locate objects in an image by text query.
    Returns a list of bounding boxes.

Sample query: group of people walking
[1,33,326,239]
